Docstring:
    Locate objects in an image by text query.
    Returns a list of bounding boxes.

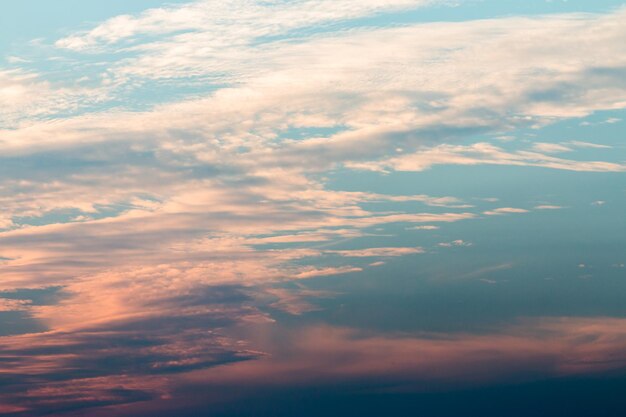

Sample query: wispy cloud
[534,204,564,210]
[326,247,424,257]
[350,142,626,173]
[55,0,437,51]
[483,207,529,216]
[531,142,572,153]
[438,239,472,247]
[408,225,440,230]
[567,140,612,149]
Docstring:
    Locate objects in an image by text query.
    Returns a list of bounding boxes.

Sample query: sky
[0,0,625,415]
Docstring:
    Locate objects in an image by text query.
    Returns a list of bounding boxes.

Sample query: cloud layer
[1,1,626,415]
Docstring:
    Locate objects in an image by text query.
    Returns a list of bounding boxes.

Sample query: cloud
[294,266,363,279]
[1,3,626,414]
[174,317,626,395]
[2,2,623,379]
[531,142,572,153]
[0,215,14,230]
[579,118,621,126]
[408,225,440,230]
[325,247,424,257]
[353,142,626,173]
[0,69,109,128]
[5,315,626,414]
[567,140,612,149]
[55,0,436,51]
[483,207,529,216]
[534,204,564,210]
[266,286,334,315]
[0,297,32,312]
[438,239,472,247]
[452,263,514,280]
[0,311,262,413]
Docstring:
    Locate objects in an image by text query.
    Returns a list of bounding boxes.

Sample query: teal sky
[0,1,625,416]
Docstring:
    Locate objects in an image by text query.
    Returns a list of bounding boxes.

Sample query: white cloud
[483,207,529,216]
[408,225,440,230]
[55,0,438,51]
[351,142,626,173]
[326,247,424,257]
[534,205,564,210]
[0,215,14,230]
[438,239,472,247]
[567,140,612,149]
[531,143,572,153]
